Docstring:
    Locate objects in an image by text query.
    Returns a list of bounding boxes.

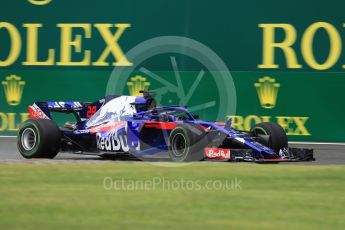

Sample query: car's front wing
[204,147,314,163]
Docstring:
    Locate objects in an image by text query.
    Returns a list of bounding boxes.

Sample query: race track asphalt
[1,137,345,165]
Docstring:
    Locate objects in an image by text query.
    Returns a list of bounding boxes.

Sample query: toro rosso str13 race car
[17,91,314,162]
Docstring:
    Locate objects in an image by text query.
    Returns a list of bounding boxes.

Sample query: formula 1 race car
[17,91,314,162]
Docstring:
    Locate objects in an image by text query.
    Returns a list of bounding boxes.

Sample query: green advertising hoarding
[1,70,343,142]
[0,0,345,141]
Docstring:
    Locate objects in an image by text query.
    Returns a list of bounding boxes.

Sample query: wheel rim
[252,127,268,136]
[21,128,37,151]
[172,133,187,157]
[252,127,271,148]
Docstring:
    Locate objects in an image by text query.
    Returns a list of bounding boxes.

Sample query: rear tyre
[17,119,61,159]
[168,124,209,162]
[251,122,287,153]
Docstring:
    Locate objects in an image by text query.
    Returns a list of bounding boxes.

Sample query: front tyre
[168,124,208,162]
[17,119,61,159]
[251,122,288,153]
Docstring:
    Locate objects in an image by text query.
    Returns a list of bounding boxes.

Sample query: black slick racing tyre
[17,119,61,159]
[251,122,288,153]
[168,123,209,162]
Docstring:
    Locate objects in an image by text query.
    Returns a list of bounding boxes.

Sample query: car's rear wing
[28,101,100,122]
[27,96,129,122]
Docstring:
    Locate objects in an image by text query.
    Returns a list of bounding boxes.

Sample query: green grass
[1,162,345,230]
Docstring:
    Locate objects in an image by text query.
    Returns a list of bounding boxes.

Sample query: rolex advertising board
[0,0,345,142]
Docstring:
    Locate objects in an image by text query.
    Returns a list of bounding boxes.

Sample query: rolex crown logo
[127,76,150,96]
[254,76,280,109]
[28,0,52,6]
[2,75,26,106]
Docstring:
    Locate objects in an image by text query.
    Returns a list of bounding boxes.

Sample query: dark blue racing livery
[17,91,314,162]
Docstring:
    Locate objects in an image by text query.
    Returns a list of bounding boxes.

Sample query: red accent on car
[214,122,226,126]
[90,121,126,134]
[28,105,49,119]
[199,124,209,130]
[28,106,36,118]
[86,105,97,118]
[205,147,231,160]
[144,122,178,130]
